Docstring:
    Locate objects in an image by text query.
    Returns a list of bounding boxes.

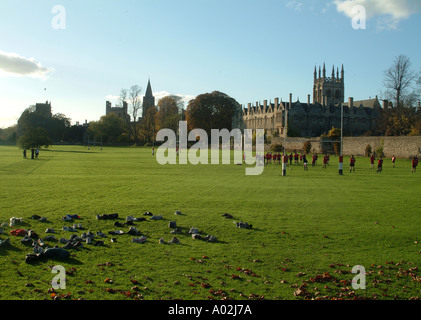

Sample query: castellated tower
[313,63,344,106]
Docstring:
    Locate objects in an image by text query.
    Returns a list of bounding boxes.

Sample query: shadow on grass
[42,149,99,154]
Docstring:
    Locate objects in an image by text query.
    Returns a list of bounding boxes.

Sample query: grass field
[0,145,419,301]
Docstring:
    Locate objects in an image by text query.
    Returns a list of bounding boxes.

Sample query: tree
[117,85,142,143]
[378,104,417,136]
[139,106,157,144]
[48,113,71,142]
[383,55,419,108]
[155,96,181,132]
[18,127,52,149]
[322,126,341,155]
[17,105,70,147]
[186,91,240,135]
[88,113,126,143]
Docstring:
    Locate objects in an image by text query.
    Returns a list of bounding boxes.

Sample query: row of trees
[86,90,240,145]
[16,105,85,149]
[9,54,421,149]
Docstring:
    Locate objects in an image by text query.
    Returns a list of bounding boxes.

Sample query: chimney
[274,98,279,109]
[349,97,354,108]
[263,100,267,111]
[382,100,388,109]
[308,94,311,105]
[289,93,292,110]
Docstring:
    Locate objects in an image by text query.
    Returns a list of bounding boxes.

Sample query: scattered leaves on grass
[104,278,113,284]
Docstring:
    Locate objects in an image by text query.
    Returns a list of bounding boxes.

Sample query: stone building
[105,79,156,121]
[241,64,383,137]
[106,100,129,121]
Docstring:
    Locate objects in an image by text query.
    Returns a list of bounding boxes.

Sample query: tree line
[13,90,240,149]
[6,54,421,149]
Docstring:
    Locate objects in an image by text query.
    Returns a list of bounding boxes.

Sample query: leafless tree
[117,85,142,144]
[383,55,418,108]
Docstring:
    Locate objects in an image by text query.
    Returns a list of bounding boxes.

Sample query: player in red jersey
[349,155,356,173]
[377,158,383,173]
[322,154,328,169]
[412,155,418,173]
[392,155,396,168]
[370,153,375,170]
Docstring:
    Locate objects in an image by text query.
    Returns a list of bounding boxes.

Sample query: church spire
[142,78,155,118]
[145,78,153,97]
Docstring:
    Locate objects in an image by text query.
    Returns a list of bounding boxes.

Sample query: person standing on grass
[392,155,396,168]
[303,154,308,171]
[312,154,317,167]
[35,148,39,159]
[349,155,356,173]
[377,157,383,173]
[370,153,375,170]
[412,155,418,173]
[23,149,27,159]
[322,154,328,169]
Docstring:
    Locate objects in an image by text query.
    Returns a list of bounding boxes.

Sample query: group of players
[260,151,418,173]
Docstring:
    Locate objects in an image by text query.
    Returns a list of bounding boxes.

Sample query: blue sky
[1,0,421,128]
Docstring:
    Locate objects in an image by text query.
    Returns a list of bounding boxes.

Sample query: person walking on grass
[350,155,356,173]
[412,155,418,173]
[370,153,375,170]
[23,149,27,159]
[377,157,383,173]
[392,155,396,168]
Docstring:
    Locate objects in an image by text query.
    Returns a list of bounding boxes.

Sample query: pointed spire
[314,66,317,79]
[323,63,326,78]
[145,78,153,97]
[332,65,335,79]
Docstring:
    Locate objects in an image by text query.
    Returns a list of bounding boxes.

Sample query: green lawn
[0,145,419,300]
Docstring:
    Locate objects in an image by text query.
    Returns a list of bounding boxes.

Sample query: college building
[241,64,384,137]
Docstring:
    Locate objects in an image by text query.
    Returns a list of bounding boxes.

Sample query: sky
[1,0,421,128]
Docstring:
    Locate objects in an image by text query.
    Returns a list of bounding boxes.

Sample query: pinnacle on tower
[145,78,153,97]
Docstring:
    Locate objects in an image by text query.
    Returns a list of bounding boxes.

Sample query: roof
[145,79,153,97]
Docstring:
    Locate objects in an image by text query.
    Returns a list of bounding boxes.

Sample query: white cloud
[333,0,421,30]
[333,0,419,20]
[104,95,121,101]
[332,0,421,30]
[154,91,196,107]
[286,0,304,12]
[0,50,53,79]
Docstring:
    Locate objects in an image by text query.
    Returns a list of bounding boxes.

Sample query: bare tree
[384,55,418,108]
[117,85,142,144]
[128,85,142,143]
